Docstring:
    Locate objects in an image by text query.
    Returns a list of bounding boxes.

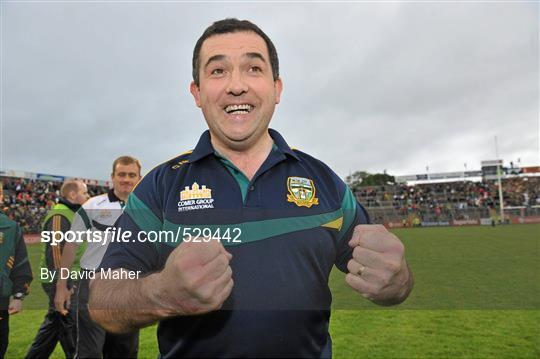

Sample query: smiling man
[89,19,413,358]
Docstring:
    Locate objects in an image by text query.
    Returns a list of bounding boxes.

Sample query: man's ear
[274,77,283,105]
[66,190,75,202]
[190,81,202,108]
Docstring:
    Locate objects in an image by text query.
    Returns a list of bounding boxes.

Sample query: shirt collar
[107,189,122,203]
[268,128,300,160]
[58,197,81,213]
[189,130,214,162]
[189,128,300,163]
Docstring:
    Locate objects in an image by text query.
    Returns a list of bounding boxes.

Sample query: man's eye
[249,66,262,73]
[211,68,224,75]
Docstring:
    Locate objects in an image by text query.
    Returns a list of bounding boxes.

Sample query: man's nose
[226,70,248,95]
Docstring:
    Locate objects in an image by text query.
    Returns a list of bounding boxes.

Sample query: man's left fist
[345,224,413,306]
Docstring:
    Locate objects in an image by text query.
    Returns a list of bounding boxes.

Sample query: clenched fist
[345,225,412,306]
[145,239,234,316]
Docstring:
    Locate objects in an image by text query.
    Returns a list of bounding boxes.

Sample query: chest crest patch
[287,177,319,208]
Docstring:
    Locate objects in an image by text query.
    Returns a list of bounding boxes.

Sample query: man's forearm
[56,243,77,288]
[89,240,234,333]
[88,271,167,333]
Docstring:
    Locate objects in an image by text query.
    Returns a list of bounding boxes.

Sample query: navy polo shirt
[100,129,369,358]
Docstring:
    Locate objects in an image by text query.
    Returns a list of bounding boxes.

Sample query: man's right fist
[146,239,234,316]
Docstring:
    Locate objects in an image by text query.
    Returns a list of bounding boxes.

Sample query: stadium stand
[1,176,108,233]
[353,177,540,226]
[1,171,539,233]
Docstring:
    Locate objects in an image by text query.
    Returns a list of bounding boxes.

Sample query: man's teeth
[225,104,253,114]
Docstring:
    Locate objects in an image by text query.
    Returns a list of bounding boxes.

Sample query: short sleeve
[99,213,161,274]
[334,186,370,273]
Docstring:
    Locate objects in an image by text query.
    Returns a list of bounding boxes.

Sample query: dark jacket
[0,212,33,309]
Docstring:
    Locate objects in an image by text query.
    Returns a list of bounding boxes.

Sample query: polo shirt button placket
[244,184,258,207]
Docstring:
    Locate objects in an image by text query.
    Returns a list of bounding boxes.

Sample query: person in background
[26,180,90,359]
[0,182,33,359]
[55,157,141,359]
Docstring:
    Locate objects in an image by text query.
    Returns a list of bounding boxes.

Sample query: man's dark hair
[192,18,279,86]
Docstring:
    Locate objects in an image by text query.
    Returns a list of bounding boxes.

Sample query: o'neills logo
[178,182,214,212]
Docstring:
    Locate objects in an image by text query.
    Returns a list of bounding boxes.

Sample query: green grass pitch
[6,224,540,358]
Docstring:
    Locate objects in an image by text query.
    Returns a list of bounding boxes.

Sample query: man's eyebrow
[203,52,267,70]
[204,54,226,69]
[244,52,267,63]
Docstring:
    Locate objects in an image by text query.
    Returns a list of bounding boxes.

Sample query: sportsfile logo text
[41,227,242,246]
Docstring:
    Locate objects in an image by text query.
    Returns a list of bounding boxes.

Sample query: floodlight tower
[495,136,504,223]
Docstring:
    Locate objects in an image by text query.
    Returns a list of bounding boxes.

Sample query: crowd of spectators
[356,177,539,209]
[354,177,540,223]
[1,176,108,233]
[1,175,538,231]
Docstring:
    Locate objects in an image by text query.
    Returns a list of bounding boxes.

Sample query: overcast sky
[1,1,538,181]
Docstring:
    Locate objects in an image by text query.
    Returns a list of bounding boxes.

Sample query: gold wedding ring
[357,264,365,276]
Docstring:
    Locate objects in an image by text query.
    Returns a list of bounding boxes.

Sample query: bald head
[61,180,90,205]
